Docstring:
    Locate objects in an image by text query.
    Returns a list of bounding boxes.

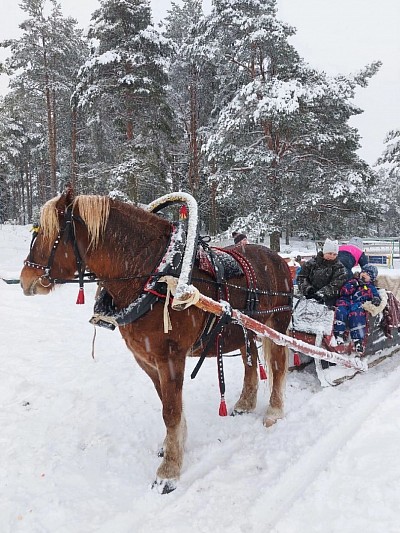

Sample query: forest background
[0,0,399,250]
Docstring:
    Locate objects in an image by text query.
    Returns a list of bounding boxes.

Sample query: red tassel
[219,397,228,417]
[179,205,188,220]
[258,363,267,380]
[76,287,85,304]
[293,353,301,366]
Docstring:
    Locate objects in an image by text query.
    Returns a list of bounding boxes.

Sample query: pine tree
[373,130,400,236]
[163,0,205,196]
[0,0,88,216]
[192,0,381,244]
[75,0,174,203]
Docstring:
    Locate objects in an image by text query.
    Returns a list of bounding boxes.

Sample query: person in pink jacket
[337,236,368,280]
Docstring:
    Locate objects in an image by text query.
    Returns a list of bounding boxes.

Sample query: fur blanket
[362,288,388,316]
[377,274,400,301]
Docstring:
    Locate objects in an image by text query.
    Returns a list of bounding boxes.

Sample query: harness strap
[224,248,259,311]
[163,284,173,333]
[217,331,228,416]
[190,306,233,380]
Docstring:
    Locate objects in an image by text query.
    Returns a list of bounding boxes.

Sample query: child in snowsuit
[333,264,381,354]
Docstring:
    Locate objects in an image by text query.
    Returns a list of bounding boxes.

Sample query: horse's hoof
[263,417,277,428]
[230,409,245,416]
[151,477,177,494]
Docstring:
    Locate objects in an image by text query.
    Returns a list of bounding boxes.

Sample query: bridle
[24,204,88,291]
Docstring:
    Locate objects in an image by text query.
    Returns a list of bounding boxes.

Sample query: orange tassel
[293,353,301,366]
[219,398,228,416]
[258,363,267,380]
[76,287,85,304]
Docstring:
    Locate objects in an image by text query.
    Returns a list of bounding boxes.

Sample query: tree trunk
[188,64,200,195]
[125,63,134,141]
[285,221,290,245]
[209,181,218,235]
[126,115,133,141]
[19,166,26,225]
[25,159,32,222]
[71,105,78,189]
[129,175,139,205]
[269,230,280,252]
[43,39,57,197]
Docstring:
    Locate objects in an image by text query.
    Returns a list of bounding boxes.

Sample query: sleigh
[287,292,400,386]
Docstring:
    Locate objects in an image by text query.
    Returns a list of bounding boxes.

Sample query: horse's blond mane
[74,195,110,248]
[40,196,61,241]
[39,195,111,248]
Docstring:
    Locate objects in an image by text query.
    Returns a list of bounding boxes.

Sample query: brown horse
[20,187,292,494]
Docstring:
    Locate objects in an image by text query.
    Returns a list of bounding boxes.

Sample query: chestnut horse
[20,187,292,494]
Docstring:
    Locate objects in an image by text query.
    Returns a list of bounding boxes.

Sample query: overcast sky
[1,0,399,165]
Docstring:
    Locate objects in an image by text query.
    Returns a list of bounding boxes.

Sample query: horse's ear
[62,183,75,206]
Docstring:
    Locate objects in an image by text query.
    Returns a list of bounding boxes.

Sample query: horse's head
[20,186,84,296]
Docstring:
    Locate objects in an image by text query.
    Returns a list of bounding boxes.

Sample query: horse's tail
[261,336,289,393]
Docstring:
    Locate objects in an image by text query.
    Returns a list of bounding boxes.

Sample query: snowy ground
[1,224,400,533]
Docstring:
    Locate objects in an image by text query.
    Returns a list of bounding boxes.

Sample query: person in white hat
[297,238,347,306]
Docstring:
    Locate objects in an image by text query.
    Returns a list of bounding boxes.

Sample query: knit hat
[234,233,247,245]
[361,264,378,282]
[349,236,364,250]
[322,238,339,254]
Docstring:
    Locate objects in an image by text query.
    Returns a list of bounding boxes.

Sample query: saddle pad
[196,247,243,279]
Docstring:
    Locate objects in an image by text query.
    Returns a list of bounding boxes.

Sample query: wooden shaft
[193,293,367,372]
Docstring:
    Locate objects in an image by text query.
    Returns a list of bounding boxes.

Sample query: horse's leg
[152,345,187,494]
[262,337,288,428]
[232,338,258,415]
[131,355,167,455]
[133,355,162,399]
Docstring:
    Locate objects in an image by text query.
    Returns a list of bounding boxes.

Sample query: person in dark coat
[297,238,347,307]
[337,236,368,279]
[233,233,248,245]
[333,264,381,354]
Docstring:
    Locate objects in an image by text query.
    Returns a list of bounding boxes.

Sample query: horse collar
[90,221,189,329]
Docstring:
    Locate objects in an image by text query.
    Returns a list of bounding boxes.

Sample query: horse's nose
[20,277,31,295]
